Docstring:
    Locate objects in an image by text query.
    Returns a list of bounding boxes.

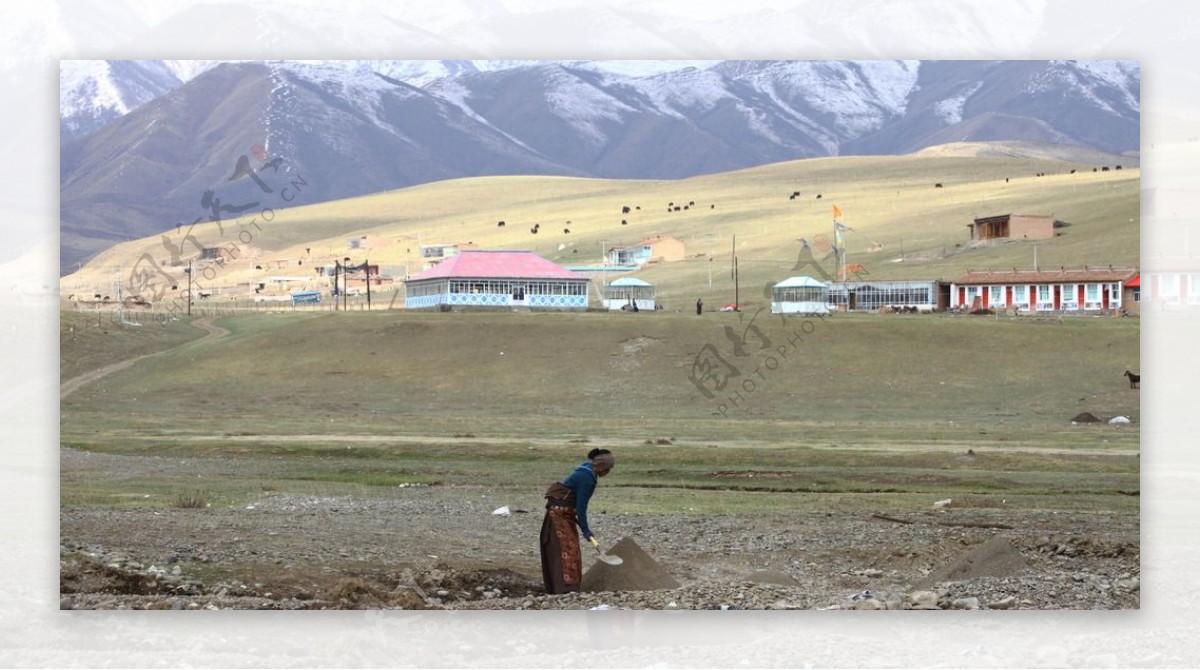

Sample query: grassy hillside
[60,148,1139,315]
[59,310,206,382]
[59,308,1140,512]
[61,309,1139,444]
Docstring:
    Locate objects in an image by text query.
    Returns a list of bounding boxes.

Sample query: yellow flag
[831,204,843,220]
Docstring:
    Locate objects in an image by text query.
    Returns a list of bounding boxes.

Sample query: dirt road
[60,317,228,399]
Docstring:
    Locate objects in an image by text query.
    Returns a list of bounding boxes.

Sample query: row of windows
[409,280,590,296]
[604,287,655,299]
[775,289,829,302]
[446,280,588,296]
[407,280,449,297]
[963,284,1123,307]
[827,287,934,308]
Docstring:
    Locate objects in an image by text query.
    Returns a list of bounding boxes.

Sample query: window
[1036,284,1053,311]
[1011,286,1030,309]
[989,286,1004,307]
[1083,283,1101,310]
[1060,283,1078,310]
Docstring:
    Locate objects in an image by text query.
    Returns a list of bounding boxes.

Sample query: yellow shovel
[589,537,623,565]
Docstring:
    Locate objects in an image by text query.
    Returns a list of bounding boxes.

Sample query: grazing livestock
[622,206,631,214]
[1069,169,1076,174]
[789,194,796,200]
[563,228,571,234]
[621,219,628,225]
[497,220,506,227]
[816,194,822,199]
[1102,166,1110,171]
[1115,165,1122,170]
[1124,370,1140,389]
[935,183,943,188]
[530,227,538,234]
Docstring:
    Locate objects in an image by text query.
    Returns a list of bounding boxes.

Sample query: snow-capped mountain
[58,59,723,142]
[59,59,1139,272]
[59,60,182,140]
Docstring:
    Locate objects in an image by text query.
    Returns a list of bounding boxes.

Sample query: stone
[951,597,980,610]
[852,598,886,610]
[907,590,939,609]
[987,595,1018,609]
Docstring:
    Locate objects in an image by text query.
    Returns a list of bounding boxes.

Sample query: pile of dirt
[582,537,681,593]
[1072,412,1102,423]
[918,536,1029,587]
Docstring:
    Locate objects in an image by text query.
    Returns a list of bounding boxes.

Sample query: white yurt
[770,276,830,315]
[603,277,656,311]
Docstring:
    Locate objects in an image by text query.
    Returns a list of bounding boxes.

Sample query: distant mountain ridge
[59,59,1139,272]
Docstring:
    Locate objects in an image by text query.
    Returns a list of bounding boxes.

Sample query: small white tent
[603,277,656,311]
[771,276,830,315]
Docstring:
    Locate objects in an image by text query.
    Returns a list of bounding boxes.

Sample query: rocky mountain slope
[59,59,1139,271]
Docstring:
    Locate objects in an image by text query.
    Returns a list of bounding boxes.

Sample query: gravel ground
[59,449,1140,612]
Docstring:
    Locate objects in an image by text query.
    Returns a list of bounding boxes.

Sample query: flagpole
[834,205,847,311]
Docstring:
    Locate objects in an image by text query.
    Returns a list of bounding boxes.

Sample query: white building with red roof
[404,250,590,310]
[950,266,1139,314]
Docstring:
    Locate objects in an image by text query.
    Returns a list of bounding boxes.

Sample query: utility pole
[365,258,372,311]
[343,257,351,312]
[734,256,740,310]
[186,261,192,317]
[334,260,341,311]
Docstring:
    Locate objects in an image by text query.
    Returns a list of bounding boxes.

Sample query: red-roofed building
[949,266,1139,314]
[404,250,590,310]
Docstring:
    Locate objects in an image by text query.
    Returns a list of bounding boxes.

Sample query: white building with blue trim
[404,250,590,310]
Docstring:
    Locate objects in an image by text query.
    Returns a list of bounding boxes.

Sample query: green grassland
[60,309,1140,516]
[60,310,206,382]
[60,147,1140,518]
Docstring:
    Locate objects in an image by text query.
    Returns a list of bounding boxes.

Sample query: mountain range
[59,59,1140,273]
